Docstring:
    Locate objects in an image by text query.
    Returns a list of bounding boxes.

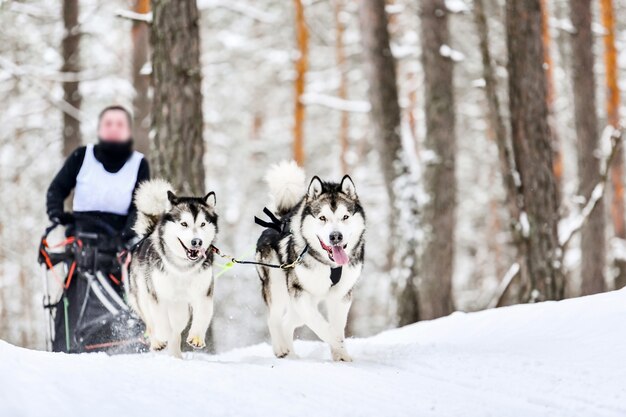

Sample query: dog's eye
[343,215,350,221]
[200,222,206,227]
[319,216,327,222]
[181,222,188,227]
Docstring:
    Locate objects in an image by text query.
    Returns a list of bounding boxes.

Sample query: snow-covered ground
[1,289,625,417]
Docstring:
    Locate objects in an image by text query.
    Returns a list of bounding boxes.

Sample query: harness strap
[254,207,283,233]
[330,267,342,286]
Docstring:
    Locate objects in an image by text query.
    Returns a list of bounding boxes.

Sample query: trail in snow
[1,289,625,417]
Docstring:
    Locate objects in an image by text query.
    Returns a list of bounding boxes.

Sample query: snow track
[1,289,625,417]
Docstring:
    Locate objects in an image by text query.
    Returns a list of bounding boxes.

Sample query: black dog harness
[329,267,342,286]
[254,207,342,286]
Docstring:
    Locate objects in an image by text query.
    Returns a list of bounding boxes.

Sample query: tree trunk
[150,0,211,351]
[419,0,456,319]
[473,0,529,304]
[334,0,349,174]
[131,0,151,155]
[61,0,82,157]
[600,0,625,290]
[150,0,205,195]
[506,0,562,301]
[359,0,421,325]
[570,0,606,295]
[540,0,563,194]
[293,0,308,166]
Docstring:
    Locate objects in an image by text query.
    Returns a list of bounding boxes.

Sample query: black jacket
[46,144,150,242]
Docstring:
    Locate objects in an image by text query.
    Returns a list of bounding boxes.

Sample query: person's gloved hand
[50,211,74,226]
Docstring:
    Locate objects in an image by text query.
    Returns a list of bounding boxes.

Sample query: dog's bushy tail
[265,160,306,216]
[133,179,174,237]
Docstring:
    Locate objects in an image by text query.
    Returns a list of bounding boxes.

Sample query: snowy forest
[0,0,625,356]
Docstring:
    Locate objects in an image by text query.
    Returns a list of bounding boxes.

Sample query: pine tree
[419,0,456,319]
[61,0,82,157]
[506,0,562,301]
[293,0,308,166]
[600,0,625,290]
[131,0,151,155]
[359,0,421,324]
[571,0,606,295]
[150,0,205,195]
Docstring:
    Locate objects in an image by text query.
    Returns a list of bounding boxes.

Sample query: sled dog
[256,161,366,361]
[129,179,218,358]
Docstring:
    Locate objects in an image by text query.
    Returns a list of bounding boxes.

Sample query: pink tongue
[332,245,349,265]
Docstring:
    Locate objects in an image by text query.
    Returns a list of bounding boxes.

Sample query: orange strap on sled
[40,237,81,289]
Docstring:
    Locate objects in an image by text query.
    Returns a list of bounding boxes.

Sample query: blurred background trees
[571,0,605,295]
[0,0,624,350]
[418,0,456,319]
[61,0,82,157]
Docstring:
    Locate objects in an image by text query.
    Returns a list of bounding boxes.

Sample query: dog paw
[150,339,168,352]
[186,335,206,349]
[273,347,293,359]
[331,349,353,362]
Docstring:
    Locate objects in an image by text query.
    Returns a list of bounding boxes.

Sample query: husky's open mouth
[177,238,203,261]
[317,237,349,266]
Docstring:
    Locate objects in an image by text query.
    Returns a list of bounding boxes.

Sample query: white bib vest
[73,144,144,216]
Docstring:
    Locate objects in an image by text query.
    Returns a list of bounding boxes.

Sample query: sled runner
[38,219,148,354]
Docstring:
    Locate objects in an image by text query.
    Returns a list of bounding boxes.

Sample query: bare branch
[558,124,623,249]
[115,9,152,23]
[198,0,278,24]
[0,56,83,122]
[488,262,521,309]
[300,93,371,113]
[473,0,524,235]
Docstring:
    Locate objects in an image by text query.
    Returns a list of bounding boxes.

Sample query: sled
[38,220,147,354]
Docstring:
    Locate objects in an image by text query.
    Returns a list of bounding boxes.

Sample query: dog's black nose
[191,238,203,248]
[329,231,343,245]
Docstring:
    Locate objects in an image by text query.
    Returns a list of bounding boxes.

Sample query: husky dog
[256,161,366,361]
[128,179,218,358]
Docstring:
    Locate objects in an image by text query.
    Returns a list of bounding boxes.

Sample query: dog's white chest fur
[152,264,213,303]
[295,262,362,298]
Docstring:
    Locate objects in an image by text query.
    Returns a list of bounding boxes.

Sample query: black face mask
[94,138,134,173]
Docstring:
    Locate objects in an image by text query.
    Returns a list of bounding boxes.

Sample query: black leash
[211,244,309,270]
[127,206,343,285]
[249,206,343,285]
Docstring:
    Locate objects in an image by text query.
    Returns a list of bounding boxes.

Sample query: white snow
[1,289,625,417]
[439,44,465,62]
[519,211,530,238]
[114,9,152,23]
[198,0,279,23]
[445,0,470,13]
[300,93,371,113]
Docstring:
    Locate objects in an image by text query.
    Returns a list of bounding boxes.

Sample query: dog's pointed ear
[167,191,179,205]
[340,175,356,198]
[204,191,216,208]
[307,176,323,199]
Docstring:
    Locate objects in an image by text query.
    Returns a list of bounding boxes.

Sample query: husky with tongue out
[255,161,366,361]
[128,179,218,358]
